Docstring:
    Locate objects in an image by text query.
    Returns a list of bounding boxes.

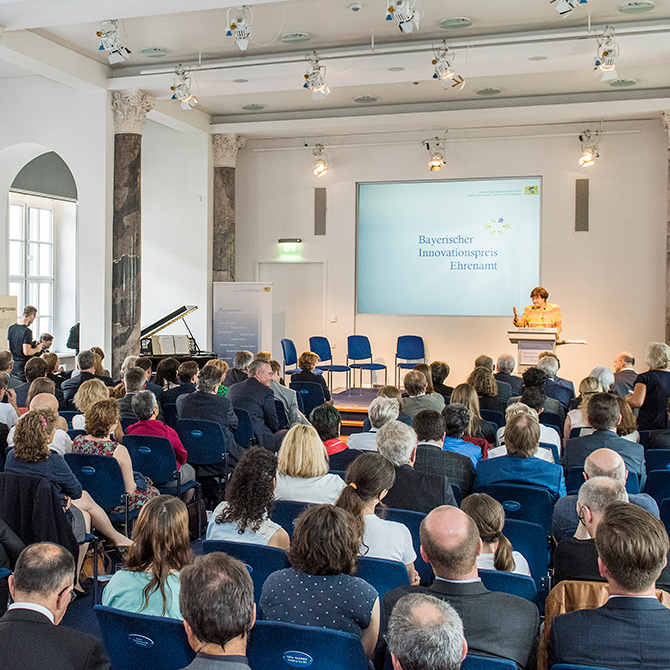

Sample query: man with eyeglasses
[0,542,110,669]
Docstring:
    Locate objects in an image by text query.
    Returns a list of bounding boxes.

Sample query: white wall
[235,119,667,387]
[141,120,210,348]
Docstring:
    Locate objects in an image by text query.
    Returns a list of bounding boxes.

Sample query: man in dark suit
[164,360,199,406]
[548,502,670,669]
[61,349,114,403]
[474,354,511,404]
[612,351,637,398]
[135,357,164,406]
[226,359,280,452]
[377,420,457,512]
[0,542,110,670]
[430,360,454,400]
[495,353,523,396]
[562,392,646,487]
[222,350,253,388]
[378,506,539,670]
[14,357,66,410]
[413,409,475,496]
[508,367,566,423]
[537,354,574,410]
[116,366,146,419]
[0,351,23,390]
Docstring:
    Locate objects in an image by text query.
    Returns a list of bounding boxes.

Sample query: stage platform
[332,387,377,435]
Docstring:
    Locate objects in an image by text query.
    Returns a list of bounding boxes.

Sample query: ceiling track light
[226,5,252,51]
[97,19,131,64]
[549,0,587,16]
[431,41,465,90]
[170,64,199,109]
[304,53,330,100]
[594,26,619,81]
[386,0,420,33]
[422,134,447,172]
[578,129,600,167]
[312,144,329,176]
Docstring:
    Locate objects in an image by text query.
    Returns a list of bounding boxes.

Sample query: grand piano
[140,305,217,368]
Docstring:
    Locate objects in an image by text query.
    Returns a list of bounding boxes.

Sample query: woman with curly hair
[102,495,193,617]
[468,366,506,415]
[72,378,113,432]
[73,399,159,514]
[206,446,289,549]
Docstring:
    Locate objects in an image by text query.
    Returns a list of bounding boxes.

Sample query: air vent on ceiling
[440,17,472,29]
[476,88,502,96]
[242,104,265,111]
[281,32,311,44]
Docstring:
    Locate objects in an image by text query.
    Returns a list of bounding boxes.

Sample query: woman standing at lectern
[512,286,562,336]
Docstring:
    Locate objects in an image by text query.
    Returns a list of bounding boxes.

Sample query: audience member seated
[274,424,345,503]
[135,357,164,405]
[349,397,400,451]
[269,359,309,426]
[73,399,160,514]
[509,367,565,422]
[467,366,506,415]
[441,404,483,468]
[414,409,475,497]
[380,506,539,670]
[615,395,640,443]
[226,359,280,451]
[179,552,255,670]
[400,370,445,418]
[260,504,380,659]
[125,391,196,492]
[648,398,670,449]
[222,350,253,388]
[25,377,58,412]
[563,377,601,444]
[462,493,531,577]
[291,351,331,403]
[495,353,523,396]
[449,383,495,445]
[536,354,573,410]
[204,359,230,397]
[363,386,414,430]
[0,543,111,670]
[207,446,290,549]
[8,394,72,457]
[516,387,562,453]
[0,351,22,390]
[0,375,19,428]
[6,409,132,593]
[103,495,193,618]
[377,421,456,513]
[563,392,646,488]
[589,365,615,395]
[116,366,147,420]
[387,593,467,670]
[41,352,66,389]
[490,398,556,463]
[473,355,512,404]
[62,349,114,403]
[72,379,113,432]
[476,413,566,501]
[0,518,23,617]
[627,341,670,431]
[336,452,419,584]
[310,403,364,471]
[89,347,111,378]
[154,357,180,392]
[430,361,453,400]
[412,363,435,393]
[552,477,629,585]
[613,351,637,397]
[15,358,65,410]
[547,502,670,670]
[164,361,199,406]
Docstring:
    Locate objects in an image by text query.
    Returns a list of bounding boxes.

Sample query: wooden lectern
[508,328,559,373]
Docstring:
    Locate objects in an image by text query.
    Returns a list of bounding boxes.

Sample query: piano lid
[141,305,197,338]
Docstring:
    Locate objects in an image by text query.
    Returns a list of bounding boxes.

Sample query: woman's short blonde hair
[204,359,230,376]
[298,351,320,372]
[277,424,329,478]
[74,378,110,413]
[646,342,670,370]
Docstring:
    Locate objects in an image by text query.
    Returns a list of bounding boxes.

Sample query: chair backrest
[275,400,290,430]
[203,540,290,602]
[232,407,254,448]
[175,419,227,465]
[94,605,195,670]
[347,335,372,362]
[643,469,670,506]
[281,338,298,368]
[67,429,86,440]
[481,409,505,429]
[566,467,586,495]
[289,382,325,418]
[461,655,519,670]
[660,498,670,536]
[123,434,179,485]
[539,441,560,464]
[59,411,81,429]
[64,452,127,510]
[476,484,554,536]
[539,412,562,434]
[646,449,670,473]
[271,500,310,535]
[248,620,368,670]
[385,507,432,585]
[162,403,178,430]
[569,427,582,439]
[639,430,651,448]
[478,569,537,602]
[355,556,410,601]
[552,665,620,670]
[121,416,136,433]
[451,483,463,506]
[396,335,425,362]
[309,336,333,364]
[502,519,550,590]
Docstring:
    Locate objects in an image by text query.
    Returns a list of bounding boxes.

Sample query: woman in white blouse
[274,424,345,503]
[563,377,602,445]
[336,452,419,585]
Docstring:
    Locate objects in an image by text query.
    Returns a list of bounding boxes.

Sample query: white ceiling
[1,0,670,125]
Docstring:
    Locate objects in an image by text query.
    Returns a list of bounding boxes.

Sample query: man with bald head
[552,447,658,542]
[7,394,72,457]
[378,506,539,670]
[612,351,636,397]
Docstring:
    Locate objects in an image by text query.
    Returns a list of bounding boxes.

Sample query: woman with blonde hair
[103,495,193,617]
[204,358,230,396]
[291,351,331,402]
[563,377,602,443]
[72,378,111,431]
[627,342,670,430]
[450,383,496,444]
[412,363,435,394]
[274,424,345,503]
[461,493,531,576]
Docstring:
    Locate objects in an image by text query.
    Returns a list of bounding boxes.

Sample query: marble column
[663,112,670,344]
[111,90,154,377]
[212,134,245,282]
